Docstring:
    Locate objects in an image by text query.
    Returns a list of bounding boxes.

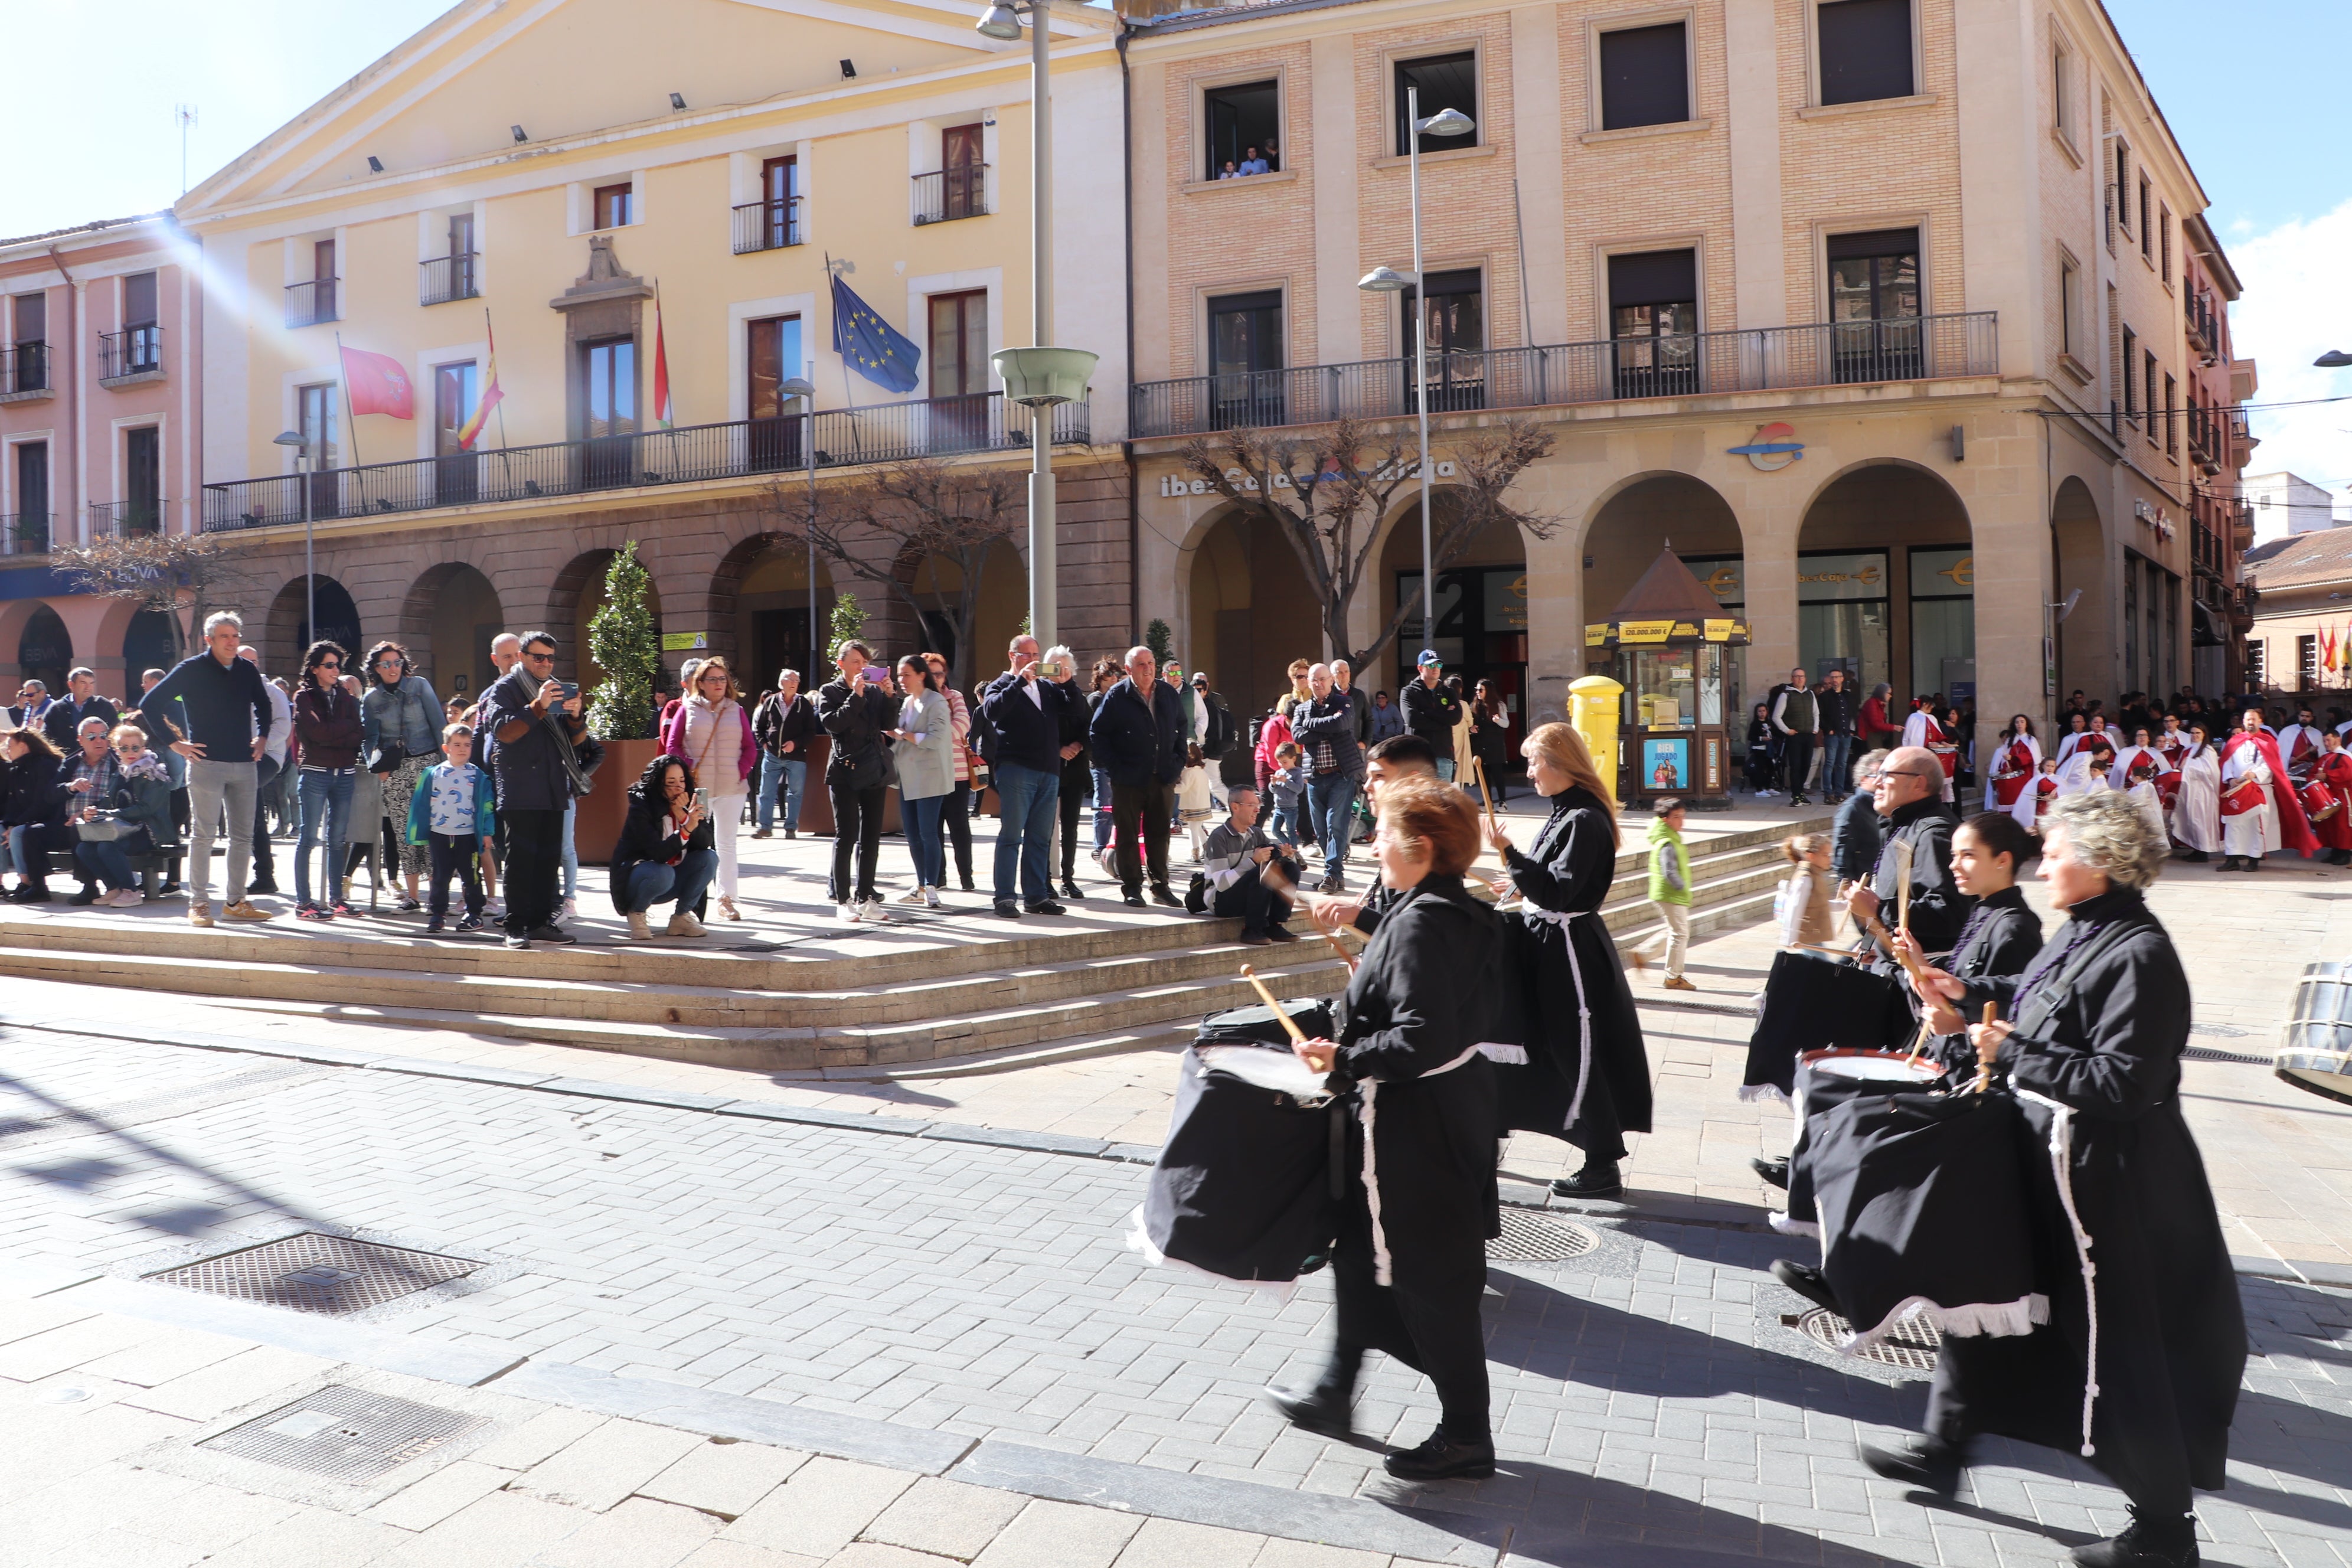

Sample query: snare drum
[1797,1049,1948,1092]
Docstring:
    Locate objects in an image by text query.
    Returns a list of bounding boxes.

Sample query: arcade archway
[2051,476,2110,707]
[1795,463,1974,705]
[907,541,1021,693]
[17,606,70,695]
[404,563,506,703]
[1377,492,1528,725]
[1579,473,1746,713]
[1187,508,1317,720]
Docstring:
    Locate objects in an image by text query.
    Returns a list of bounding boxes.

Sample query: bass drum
[1778,1051,1948,1236]
[2279,960,2352,1105]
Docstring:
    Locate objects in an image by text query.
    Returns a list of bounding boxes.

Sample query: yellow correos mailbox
[1568,675,1623,805]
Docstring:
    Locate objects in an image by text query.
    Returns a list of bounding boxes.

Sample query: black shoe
[959,876,975,892]
[2245,857,2262,872]
[1149,884,1182,907]
[1551,1161,1622,1198]
[1264,1384,1354,1439]
[426,916,446,934]
[1383,1430,1497,1481]
[785,828,797,840]
[67,886,100,906]
[750,828,772,840]
[1060,880,1083,901]
[995,900,1022,919]
[1123,893,1145,907]
[455,914,484,933]
[1239,933,1273,946]
[2069,1509,2199,1568]
[528,925,577,945]
[2183,850,2209,863]
[247,880,280,897]
[1751,1155,1791,1190]
[1858,1435,1966,1500]
[1265,925,1301,943]
[1025,899,1066,916]
[1771,1258,1841,1313]
[15,884,53,904]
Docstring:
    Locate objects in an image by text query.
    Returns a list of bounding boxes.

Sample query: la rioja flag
[339,344,414,419]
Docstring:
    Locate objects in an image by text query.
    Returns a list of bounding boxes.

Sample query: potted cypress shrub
[571,543,667,863]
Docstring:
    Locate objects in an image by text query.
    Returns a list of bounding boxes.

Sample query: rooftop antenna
[174,104,198,194]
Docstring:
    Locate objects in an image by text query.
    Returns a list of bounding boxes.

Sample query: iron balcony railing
[202,391,1092,533]
[98,326,162,381]
[1131,311,2000,439]
[284,277,340,328]
[0,512,50,554]
[912,166,988,226]
[731,198,803,254]
[420,253,481,306]
[2184,292,2218,354]
[1,342,50,396]
[90,499,164,538]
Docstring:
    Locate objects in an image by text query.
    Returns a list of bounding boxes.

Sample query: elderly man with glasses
[1843,745,1969,966]
[482,630,587,949]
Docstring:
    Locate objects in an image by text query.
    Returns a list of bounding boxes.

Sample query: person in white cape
[2170,724,2223,863]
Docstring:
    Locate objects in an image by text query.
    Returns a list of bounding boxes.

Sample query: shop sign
[1796,554,1886,603]
[1910,548,1975,597]
[1618,619,1675,643]
[1727,422,1805,472]
[1585,623,1610,646]
[660,631,711,652]
[1703,619,1736,642]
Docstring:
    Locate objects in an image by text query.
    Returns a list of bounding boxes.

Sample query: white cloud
[2227,198,2352,502]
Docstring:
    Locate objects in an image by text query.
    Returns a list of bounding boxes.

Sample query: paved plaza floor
[0,813,2345,1567]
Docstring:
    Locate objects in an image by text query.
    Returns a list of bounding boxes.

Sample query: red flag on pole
[338,344,414,419]
[456,313,504,450]
[652,284,673,429]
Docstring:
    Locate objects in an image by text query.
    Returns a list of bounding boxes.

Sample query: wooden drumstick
[1239,965,1308,1044]
[1474,756,1498,834]
[1972,1002,1999,1094]
[1893,838,1914,937]
[1318,925,1359,974]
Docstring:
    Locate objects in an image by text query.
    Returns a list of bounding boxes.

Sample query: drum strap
[1523,906,1600,1131]
[1357,1040,1494,1288]
[2016,1086,2099,1458]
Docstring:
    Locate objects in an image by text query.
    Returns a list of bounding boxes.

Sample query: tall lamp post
[780,373,819,668]
[976,0,1095,652]
[1357,90,1474,658]
[272,429,314,646]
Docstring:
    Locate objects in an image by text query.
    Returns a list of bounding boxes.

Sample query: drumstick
[1239,965,1308,1044]
[1893,839,1914,937]
[1972,1002,1999,1094]
[1318,924,1359,973]
[1474,756,1498,834]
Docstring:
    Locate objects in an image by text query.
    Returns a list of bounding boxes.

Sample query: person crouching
[1200,788,1302,946]
[406,724,495,934]
[610,754,718,941]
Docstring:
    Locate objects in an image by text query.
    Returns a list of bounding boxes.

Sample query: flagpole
[332,332,364,470]
[488,308,510,451]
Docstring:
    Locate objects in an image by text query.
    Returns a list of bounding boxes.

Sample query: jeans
[1434,757,1456,782]
[626,848,718,916]
[828,782,885,904]
[940,780,973,885]
[1268,803,1299,847]
[75,837,142,892]
[1090,766,1116,852]
[1306,771,1360,874]
[294,767,356,907]
[427,832,486,919]
[561,797,579,900]
[757,754,808,832]
[1821,733,1854,799]
[246,755,282,887]
[187,757,257,907]
[1110,776,1175,896]
[501,806,564,935]
[903,793,946,887]
[1211,860,1294,937]
[991,761,1059,905]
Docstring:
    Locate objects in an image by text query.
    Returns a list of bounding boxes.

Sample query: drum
[2278,961,2352,1106]
[1742,954,1911,1102]
[1779,1051,1951,1234]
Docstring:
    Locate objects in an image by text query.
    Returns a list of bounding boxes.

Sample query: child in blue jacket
[407,723,496,933]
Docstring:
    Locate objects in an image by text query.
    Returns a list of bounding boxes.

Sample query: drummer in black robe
[1307,733,1440,943]
[1899,809,2046,1076]
[1485,722,1650,1198]
[1870,790,2245,1568]
[1846,746,1971,968]
[1272,778,1502,1481]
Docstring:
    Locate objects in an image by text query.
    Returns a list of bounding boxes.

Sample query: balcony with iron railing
[284,277,340,328]
[912,166,988,226]
[731,197,803,254]
[98,326,163,385]
[0,512,51,554]
[1131,312,1999,439]
[0,342,50,400]
[202,391,1092,533]
[420,253,481,306]
[90,499,165,538]
[2184,291,2219,354]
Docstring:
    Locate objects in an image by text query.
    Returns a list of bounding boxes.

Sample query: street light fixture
[781,375,820,665]
[273,429,315,646]
[1360,91,1474,661]
[974,0,1095,651]
[2315,350,2352,368]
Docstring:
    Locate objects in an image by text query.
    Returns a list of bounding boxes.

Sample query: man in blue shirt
[141,611,274,926]
[979,634,1071,918]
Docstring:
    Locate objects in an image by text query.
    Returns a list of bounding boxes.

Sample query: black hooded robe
[1495,787,1651,1159]
[1939,887,2246,1517]
[1920,883,2044,1074]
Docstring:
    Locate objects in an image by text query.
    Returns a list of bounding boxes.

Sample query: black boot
[1771,1258,1841,1313]
[1552,1160,1622,1198]
[1265,1348,1359,1438]
[1384,1428,1497,1481]
[2183,850,2208,863]
[2245,856,2262,873]
[1859,1433,1968,1500]
[1750,1155,1791,1190]
[2069,1507,2199,1568]
[2218,857,2240,871]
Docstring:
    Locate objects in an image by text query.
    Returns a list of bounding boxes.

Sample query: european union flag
[831,272,922,395]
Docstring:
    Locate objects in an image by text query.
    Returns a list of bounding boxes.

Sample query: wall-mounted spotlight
[1949,424,1965,462]
[366,155,383,173]
[669,92,687,111]
[511,125,528,142]
[839,58,857,78]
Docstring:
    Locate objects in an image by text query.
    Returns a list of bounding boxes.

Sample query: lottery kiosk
[1586,544,1750,808]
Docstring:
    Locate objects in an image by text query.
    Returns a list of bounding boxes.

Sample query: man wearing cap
[1401,651,1462,782]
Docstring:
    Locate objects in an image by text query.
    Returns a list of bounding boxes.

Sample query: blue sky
[6,0,2346,492]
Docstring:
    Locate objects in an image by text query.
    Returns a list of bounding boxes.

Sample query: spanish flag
[456,311,504,451]
[652,284,674,429]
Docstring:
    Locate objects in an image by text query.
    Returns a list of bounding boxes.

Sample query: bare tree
[765,458,1023,694]
[50,531,262,664]
[1181,416,1560,669]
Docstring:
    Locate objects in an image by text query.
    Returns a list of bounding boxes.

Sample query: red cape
[2223,730,2320,854]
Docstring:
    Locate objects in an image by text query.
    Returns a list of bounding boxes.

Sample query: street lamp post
[978,0,1095,652]
[273,429,313,645]
[1357,89,1474,657]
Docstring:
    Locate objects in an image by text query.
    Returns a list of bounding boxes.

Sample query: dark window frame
[1393,51,1479,156]
[1202,79,1282,182]
[592,182,636,230]
[1816,0,1915,107]
[1597,21,1691,131]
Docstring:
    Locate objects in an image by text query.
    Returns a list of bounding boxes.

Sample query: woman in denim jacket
[360,640,444,912]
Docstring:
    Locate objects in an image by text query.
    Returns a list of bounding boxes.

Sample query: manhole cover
[200,1385,483,1481]
[1789,1306,1942,1371]
[147,1233,478,1316]
[1485,1211,1600,1262]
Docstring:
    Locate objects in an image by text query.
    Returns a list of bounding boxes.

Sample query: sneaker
[1122,892,1145,907]
[558,897,574,923]
[1661,975,1698,991]
[922,886,941,909]
[331,899,353,918]
[1025,899,1066,916]
[667,910,707,937]
[860,898,890,925]
[296,903,326,922]
[897,887,928,903]
[455,914,484,933]
[1383,1430,1497,1482]
[838,902,861,924]
[426,916,446,934]
[750,828,773,840]
[528,924,578,945]
[994,900,1022,919]
[224,900,275,922]
[716,897,740,921]
[105,888,144,908]
[247,880,280,897]
[397,894,421,913]
[188,902,214,927]
[504,932,530,949]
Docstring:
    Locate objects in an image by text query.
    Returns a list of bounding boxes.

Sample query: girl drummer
[1271,777,1503,1481]
[1893,811,2044,1067]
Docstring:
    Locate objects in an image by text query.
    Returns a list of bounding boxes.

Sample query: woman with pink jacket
[661,656,756,920]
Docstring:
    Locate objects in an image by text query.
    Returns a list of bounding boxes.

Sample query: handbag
[365,741,407,775]
[75,814,130,842]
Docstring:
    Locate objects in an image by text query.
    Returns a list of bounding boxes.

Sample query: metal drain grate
[1486,1211,1601,1262]
[148,1233,479,1316]
[1789,1306,1942,1371]
[200,1385,484,1482]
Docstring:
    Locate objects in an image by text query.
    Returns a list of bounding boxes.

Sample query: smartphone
[557,681,580,700]
[692,788,709,813]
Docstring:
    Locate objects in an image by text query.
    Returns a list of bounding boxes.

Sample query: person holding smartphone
[482,629,586,949]
[815,639,899,923]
